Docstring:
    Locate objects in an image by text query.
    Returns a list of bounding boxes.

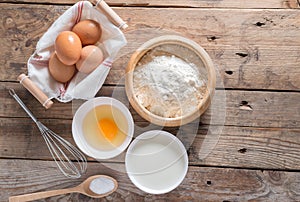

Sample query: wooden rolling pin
[17,74,53,109]
[90,0,128,29]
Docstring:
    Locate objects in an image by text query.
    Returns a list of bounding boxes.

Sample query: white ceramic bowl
[72,97,134,159]
[125,130,188,194]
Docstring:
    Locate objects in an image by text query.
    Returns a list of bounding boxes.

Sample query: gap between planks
[1,156,300,173]
[1,81,300,93]
[0,0,300,9]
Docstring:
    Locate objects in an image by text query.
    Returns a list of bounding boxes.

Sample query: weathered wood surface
[2,0,300,9]
[1,83,299,129]
[1,0,300,201]
[1,159,300,202]
[1,4,300,90]
[1,117,300,170]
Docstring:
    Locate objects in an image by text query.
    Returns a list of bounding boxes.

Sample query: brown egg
[49,52,76,83]
[72,19,102,46]
[55,31,82,65]
[76,45,104,74]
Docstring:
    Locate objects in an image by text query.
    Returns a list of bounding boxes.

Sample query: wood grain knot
[268,171,283,182]
[284,0,300,8]
[3,17,16,29]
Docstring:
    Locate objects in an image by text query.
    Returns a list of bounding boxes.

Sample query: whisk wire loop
[38,121,86,178]
[10,89,87,179]
[42,127,80,178]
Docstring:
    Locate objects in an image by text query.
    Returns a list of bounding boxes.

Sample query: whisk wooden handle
[9,187,78,202]
[17,74,53,109]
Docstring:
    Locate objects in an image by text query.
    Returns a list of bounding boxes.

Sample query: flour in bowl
[133,55,207,118]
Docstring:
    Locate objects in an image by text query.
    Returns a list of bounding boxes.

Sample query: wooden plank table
[1,0,300,201]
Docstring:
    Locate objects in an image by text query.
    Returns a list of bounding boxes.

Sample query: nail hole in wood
[238,148,247,153]
[225,70,233,75]
[207,36,219,42]
[236,52,248,57]
[239,101,253,111]
[206,180,212,185]
[255,22,265,27]
[25,39,32,47]
[241,101,248,105]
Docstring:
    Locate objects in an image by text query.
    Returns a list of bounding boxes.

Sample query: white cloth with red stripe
[27,1,127,102]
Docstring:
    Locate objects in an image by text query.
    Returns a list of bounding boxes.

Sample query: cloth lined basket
[26,0,127,103]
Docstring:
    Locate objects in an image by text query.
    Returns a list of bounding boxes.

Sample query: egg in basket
[18,0,127,108]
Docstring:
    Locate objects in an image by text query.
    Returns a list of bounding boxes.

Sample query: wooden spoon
[9,175,118,202]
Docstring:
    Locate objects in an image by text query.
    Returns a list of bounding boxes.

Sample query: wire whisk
[9,89,87,178]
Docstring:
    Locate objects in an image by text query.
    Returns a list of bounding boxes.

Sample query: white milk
[126,131,188,193]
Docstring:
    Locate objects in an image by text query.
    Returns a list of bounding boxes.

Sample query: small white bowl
[72,97,134,159]
[125,130,188,194]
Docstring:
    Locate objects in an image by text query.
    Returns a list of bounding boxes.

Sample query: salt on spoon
[9,175,118,202]
[89,176,116,195]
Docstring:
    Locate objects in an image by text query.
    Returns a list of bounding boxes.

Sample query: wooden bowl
[125,35,216,127]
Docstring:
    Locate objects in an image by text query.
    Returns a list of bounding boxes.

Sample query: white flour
[133,55,206,118]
